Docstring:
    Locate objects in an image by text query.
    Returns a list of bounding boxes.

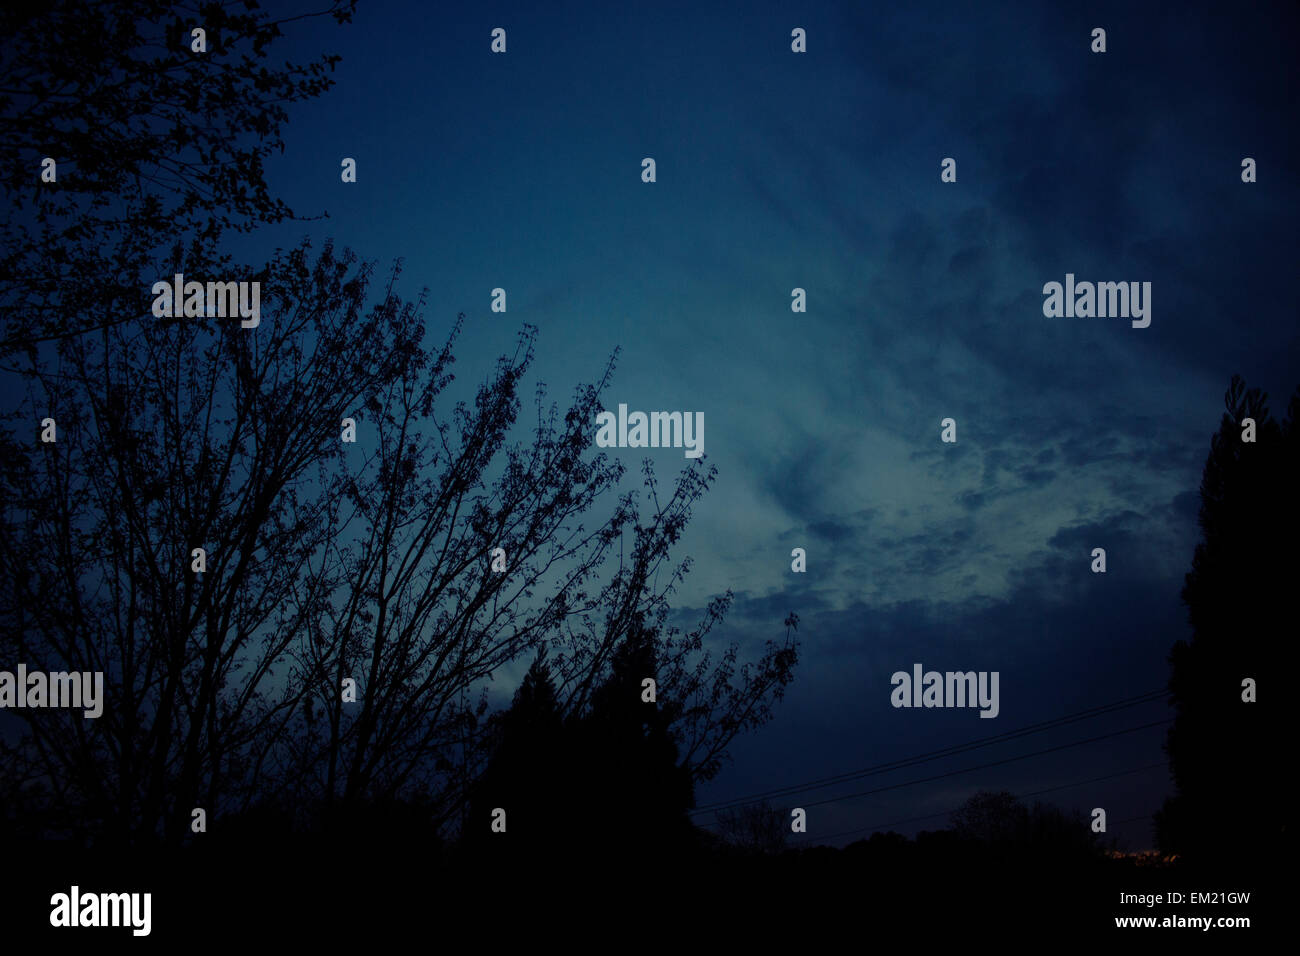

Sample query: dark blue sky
[243,0,1298,849]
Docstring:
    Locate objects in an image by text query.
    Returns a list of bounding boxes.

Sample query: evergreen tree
[568,616,696,857]
[466,651,566,850]
[1156,375,1300,862]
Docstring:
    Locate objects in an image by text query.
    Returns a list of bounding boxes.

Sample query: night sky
[197,0,1298,849]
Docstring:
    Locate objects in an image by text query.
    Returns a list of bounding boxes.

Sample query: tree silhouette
[0,235,800,848]
[950,790,1029,845]
[0,0,800,874]
[465,608,799,857]
[563,613,698,856]
[951,789,1102,861]
[1156,374,1300,862]
[0,240,427,846]
[713,800,789,855]
[0,0,357,356]
[1,6,363,846]
[464,650,566,850]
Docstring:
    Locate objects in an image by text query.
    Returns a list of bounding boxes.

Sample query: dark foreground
[0,827,1268,944]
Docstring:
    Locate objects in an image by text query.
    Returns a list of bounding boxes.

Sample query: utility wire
[788,761,1167,844]
[693,688,1167,816]
[787,719,1168,811]
[697,717,1171,831]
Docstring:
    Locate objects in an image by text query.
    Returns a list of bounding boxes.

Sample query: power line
[788,761,1166,844]
[796,719,1169,811]
[694,689,1166,814]
[698,717,1170,832]
[693,688,1167,816]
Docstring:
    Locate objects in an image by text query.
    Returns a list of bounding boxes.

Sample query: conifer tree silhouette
[1156,374,1299,862]
[566,615,696,857]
